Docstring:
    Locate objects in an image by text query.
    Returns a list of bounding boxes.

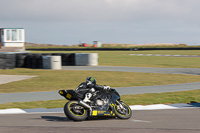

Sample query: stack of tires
[75,53,98,66]
[0,54,6,69]
[0,54,16,69]
[1,53,76,69]
[24,54,32,68]
[22,54,43,69]
[15,54,27,68]
[30,54,43,69]
[52,53,75,66]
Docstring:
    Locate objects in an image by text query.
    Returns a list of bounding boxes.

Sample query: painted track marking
[130,119,152,123]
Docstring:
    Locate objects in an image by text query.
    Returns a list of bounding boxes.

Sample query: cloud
[0,0,200,44]
[0,0,199,22]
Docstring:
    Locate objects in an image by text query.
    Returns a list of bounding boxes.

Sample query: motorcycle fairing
[92,110,115,117]
[59,89,121,117]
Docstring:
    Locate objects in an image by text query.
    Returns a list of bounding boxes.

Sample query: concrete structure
[0,28,25,52]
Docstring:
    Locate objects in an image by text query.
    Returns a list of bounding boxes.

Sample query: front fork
[115,100,126,110]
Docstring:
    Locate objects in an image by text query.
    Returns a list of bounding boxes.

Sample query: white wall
[3,42,24,47]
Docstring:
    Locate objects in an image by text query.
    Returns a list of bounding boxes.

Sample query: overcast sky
[0,0,200,45]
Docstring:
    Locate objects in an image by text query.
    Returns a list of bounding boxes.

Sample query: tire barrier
[0,54,16,69]
[0,53,84,69]
[16,54,27,68]
[52,53,75,66]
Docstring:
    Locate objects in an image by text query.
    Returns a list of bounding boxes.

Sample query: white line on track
[130,119,152,123]
[0,108,27,114]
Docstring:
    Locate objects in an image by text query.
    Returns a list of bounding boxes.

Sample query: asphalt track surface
[1,109,200,133]
[1,66,200,104]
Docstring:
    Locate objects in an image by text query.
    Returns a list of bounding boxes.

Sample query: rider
[76,77,110,103]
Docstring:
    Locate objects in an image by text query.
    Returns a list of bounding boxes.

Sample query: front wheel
[64,101,88,121]
[114,101,132,119]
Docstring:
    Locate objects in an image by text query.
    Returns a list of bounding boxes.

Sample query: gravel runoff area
[0,75,36,85]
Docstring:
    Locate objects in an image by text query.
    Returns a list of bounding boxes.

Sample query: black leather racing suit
[75,82,105,101]
[76,82,105,92]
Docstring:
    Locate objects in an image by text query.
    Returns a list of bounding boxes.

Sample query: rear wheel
[114,101,132,119]
[64,101,88,121]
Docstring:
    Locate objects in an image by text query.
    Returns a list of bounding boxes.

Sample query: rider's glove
[103,86,110,90]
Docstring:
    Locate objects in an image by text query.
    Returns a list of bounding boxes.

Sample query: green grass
[0,99,67,109]
[121,89,200,105]
[98,51,200,68]
[30,50,200,68]
[0,68,200,93]
[128,50,200,56]
[0,89,199,109]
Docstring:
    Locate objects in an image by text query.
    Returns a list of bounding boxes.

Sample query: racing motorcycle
[58,88,132,121]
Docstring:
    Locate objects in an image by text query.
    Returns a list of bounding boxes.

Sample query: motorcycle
[58,88,132,121]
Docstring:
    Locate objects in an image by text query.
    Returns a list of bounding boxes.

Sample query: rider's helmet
[86,77,96,85]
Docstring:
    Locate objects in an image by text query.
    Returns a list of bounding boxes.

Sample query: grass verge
[0,68,200,93]
[0,89,199,109]
[121,89,200,105]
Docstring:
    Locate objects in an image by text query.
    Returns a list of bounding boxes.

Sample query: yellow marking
[110,103,115,107]
[92,110,97,116]
[98,111,106,114]
[59,91,63,94]
[66,93,72,99]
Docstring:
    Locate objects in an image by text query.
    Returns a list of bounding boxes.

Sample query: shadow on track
[41,116,116,122]
[189,101,200,107]
[41,116,71,122]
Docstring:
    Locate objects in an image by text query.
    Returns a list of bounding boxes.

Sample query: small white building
[0,28,25,52]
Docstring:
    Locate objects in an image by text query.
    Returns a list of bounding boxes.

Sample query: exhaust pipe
[78,100,92,115]
[79,100,91,109]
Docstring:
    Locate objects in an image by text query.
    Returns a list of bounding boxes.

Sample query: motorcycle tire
[64,101,88,121]
[114,101,132,119]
